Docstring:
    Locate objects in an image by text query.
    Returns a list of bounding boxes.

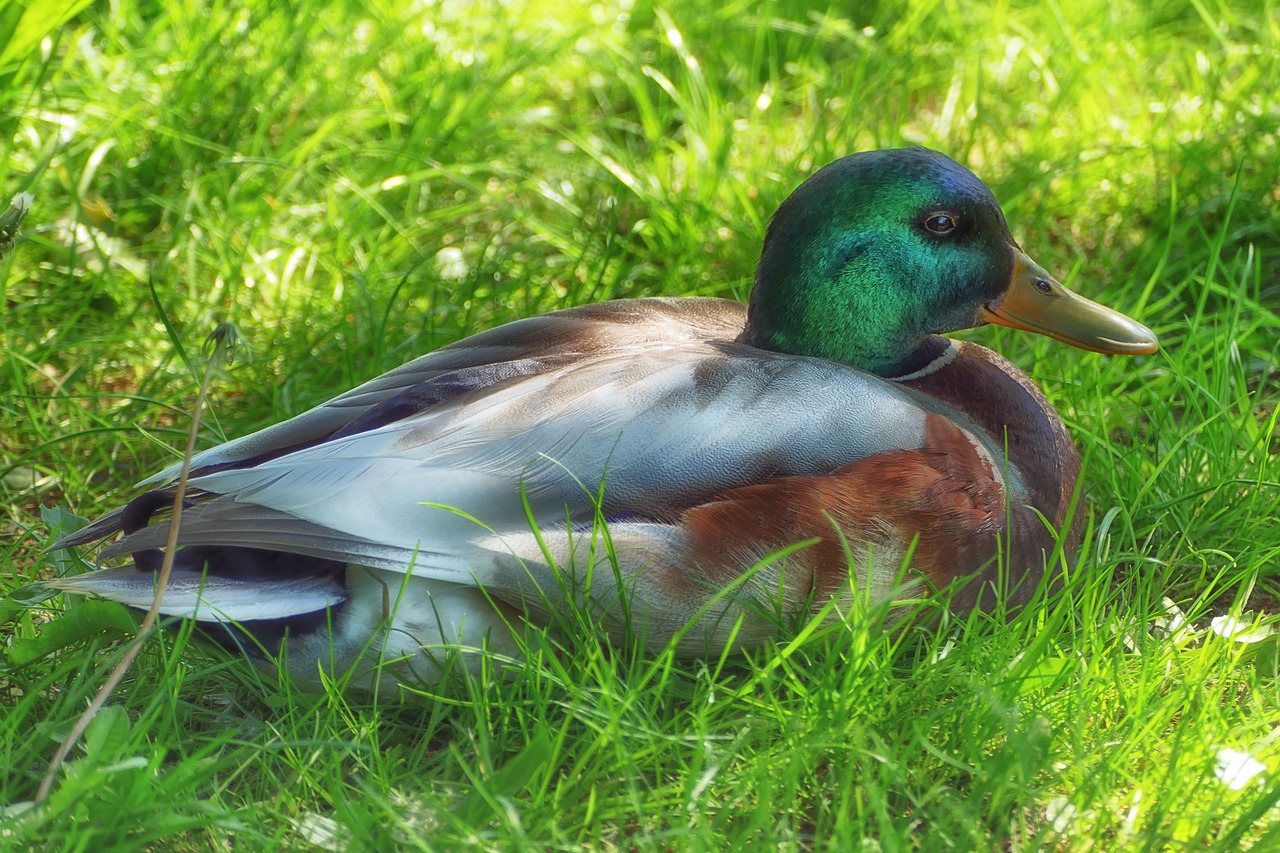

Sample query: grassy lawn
[3,0,1279,848]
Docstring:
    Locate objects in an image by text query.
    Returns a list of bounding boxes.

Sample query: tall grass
[3,0,1279,848]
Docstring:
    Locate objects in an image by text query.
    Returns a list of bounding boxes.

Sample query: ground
[2,0,1279,848]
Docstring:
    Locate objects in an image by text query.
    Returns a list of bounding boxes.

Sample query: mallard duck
[50,148,1157,689]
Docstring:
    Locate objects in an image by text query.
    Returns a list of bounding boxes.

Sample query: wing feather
[96,497,471,577]
[140,298,747,486]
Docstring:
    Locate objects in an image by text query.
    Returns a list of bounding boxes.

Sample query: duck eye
[924,212,959,236]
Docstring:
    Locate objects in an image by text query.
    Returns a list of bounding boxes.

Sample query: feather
[47,564,346,622]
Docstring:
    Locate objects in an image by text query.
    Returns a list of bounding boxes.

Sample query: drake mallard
[50,148,1157,689]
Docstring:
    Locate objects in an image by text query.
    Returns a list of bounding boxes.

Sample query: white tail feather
[47,567,346,622]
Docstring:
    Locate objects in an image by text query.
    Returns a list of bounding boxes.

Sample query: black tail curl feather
[120,489,196,572]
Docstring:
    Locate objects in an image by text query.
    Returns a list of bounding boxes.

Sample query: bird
[48,147,1158,691]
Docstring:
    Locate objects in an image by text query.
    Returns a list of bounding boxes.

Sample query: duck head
[741,147,1158,376]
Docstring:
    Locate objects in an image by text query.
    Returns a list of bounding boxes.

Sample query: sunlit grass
[3,0,1279,848]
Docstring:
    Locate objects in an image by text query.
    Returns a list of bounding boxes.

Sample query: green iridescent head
[742,148,1157,376]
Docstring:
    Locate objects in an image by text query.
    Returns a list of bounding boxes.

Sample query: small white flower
[1214,749,1267,790]
[292,813,350,851]
[1153,598,1199,646]
[1118,788,1143,842]
[1209,615,1276,645]
[1045,796,1077,833]
[435,246,469,281]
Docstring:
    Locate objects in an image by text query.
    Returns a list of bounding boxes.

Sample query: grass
[2,0,1279,848]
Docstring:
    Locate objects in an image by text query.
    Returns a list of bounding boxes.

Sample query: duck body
[51,149,1156,689]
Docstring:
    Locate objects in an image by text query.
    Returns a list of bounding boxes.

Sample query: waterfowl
[50,148,1157,689]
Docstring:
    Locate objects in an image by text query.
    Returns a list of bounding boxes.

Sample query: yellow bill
[982,249,1158,355]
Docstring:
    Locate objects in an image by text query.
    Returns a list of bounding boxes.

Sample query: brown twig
[36,324,238,804]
